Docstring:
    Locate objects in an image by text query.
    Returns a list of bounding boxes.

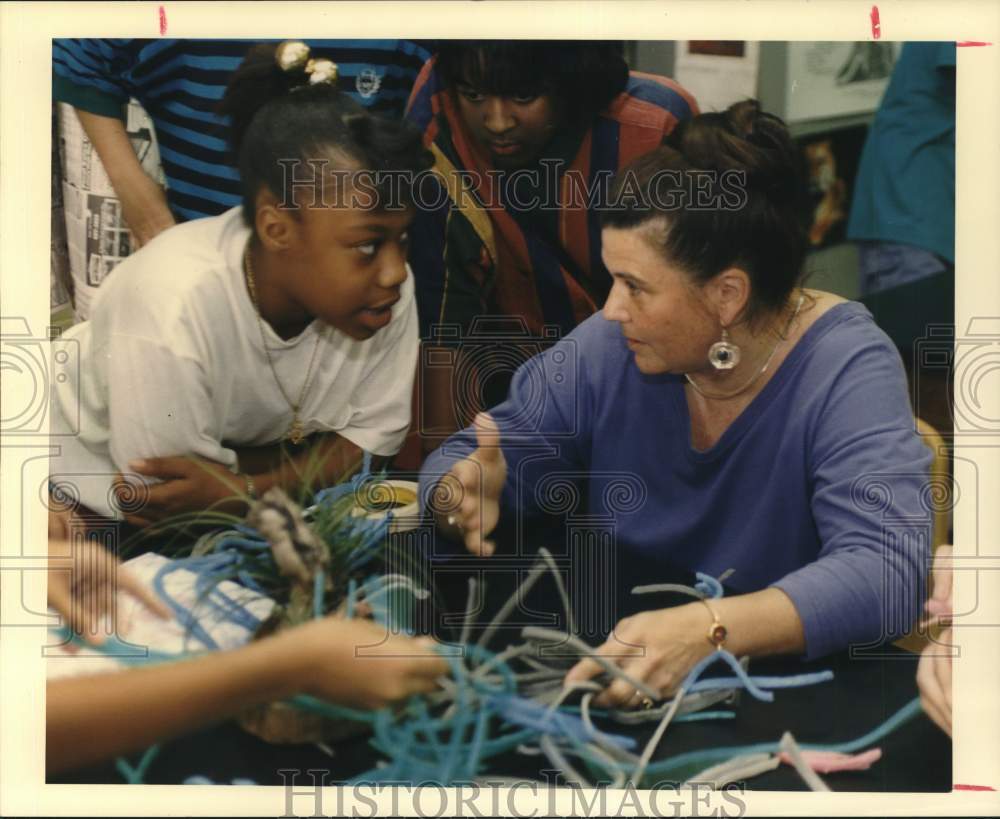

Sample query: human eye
[357,241,379,258]
[624,279,642,295]
[458,85,485,103]
[512,92,539,104]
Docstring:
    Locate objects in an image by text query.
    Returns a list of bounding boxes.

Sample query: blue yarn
[212,535,272,552]
[464,703,493,779]
[642,696,924,782]
[694,572,724,599]
[439,657,473,782]
[115,744,160,784]
[204,583,263,632]
[235,570,265,593]
[152,561,220,650]
[52,627,194,666]
[313,570,325,619]
[490,694,637,751]
[233,523,265,538]
[674,710,736,722]
[679,649,797,703]
[287,694,377,724]
[346,578,358,619]
[689,670,834,697]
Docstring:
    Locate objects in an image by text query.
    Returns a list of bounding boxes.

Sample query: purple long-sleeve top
[419,302,934,659]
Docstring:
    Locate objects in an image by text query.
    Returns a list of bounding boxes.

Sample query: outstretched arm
[47,616,447,774]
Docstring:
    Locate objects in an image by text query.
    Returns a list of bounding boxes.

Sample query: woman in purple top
[419,100,934,710]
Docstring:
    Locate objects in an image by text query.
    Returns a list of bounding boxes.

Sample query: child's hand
[115,456,249,526]
[432,413,507,557]
[280,618,449,710]
[47,539,172,645]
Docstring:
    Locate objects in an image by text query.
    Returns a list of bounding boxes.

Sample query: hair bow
[274,41,338,86]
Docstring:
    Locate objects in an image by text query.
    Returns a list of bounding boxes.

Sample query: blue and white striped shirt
[53,38,434,221]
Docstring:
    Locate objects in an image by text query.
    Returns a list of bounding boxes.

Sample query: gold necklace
[685,293,805,401]
[243,245,326,445]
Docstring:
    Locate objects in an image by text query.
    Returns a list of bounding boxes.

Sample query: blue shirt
[53,38,433,221]
[420,302,933,660]
[848,42,956,262]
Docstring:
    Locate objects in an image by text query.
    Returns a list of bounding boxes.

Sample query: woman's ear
[707,267,751,327]
[254,188,298,253]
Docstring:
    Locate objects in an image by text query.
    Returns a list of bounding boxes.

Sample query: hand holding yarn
[282,618,448,710]
[563,605,715,709]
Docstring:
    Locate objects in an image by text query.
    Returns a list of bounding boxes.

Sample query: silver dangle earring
[708,327,741,370]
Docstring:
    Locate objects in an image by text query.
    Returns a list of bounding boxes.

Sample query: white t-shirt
[50,207,419,518]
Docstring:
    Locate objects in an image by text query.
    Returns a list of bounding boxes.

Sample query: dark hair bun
[667,99,803,203]
[218,43,433,226]
[219,44,309,162]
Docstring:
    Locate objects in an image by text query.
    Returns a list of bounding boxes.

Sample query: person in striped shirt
[53,38,433,232]
[403,41,698,454]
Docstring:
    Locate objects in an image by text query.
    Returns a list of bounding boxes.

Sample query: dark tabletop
[54,522,952,791]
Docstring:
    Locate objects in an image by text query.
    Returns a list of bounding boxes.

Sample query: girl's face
[453,77,560,169]
[601,225,718,375]
[283,194,413,341]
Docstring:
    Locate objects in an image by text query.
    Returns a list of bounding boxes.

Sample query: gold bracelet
[699,598,727,651]
[243,473,258,503]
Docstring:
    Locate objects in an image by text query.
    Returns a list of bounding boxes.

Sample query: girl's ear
[254,188,298,253]
[706,267,751,328]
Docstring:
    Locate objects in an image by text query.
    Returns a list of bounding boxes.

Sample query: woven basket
[236,608,371,745]
[238,700,369,745]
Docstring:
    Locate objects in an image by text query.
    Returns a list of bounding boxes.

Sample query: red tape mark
[954,784,996,791]
[870,5,881,40]
[159,5,167,36]
[957,41,992,47]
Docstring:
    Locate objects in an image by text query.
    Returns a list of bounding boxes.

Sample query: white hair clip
[274,41,338,87]
[274,40,310,72]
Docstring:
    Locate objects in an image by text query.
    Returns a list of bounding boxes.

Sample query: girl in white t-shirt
[49,42,433,528]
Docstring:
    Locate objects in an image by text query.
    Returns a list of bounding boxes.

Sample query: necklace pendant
[287,418,306,445]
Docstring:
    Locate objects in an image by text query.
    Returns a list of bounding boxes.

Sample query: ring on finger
[632,687,654,710]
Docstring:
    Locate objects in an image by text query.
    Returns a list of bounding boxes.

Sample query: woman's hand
[431,413,506,556]
[115,456,249,526]
[47,539,172,646]
[278,618,449,710]
[563,604,715,708]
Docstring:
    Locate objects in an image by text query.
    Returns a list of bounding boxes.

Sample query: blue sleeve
[418,320,598,520]
[772,335,933,659]
[52,39,137,107]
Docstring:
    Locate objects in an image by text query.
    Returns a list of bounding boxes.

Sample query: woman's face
[283,192,413,341]
[453,76,560,169]
[601,225,718,375]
